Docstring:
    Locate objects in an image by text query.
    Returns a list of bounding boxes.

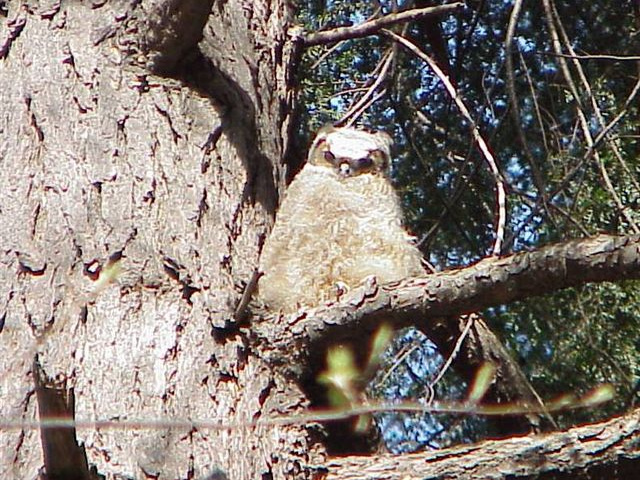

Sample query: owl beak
[339,162,351,177]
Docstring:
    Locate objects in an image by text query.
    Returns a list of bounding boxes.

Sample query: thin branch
[374,338,422,390]
[505,0,548,204]
[537,51,640,61]
[520,48,550,154]
[0,388,614,432]
[526,23,640,229]
[310,40,347,70]
[3,399,635,480]
[407,99,484,253]
[303,3,464,47]
[233,269,262,321]
[338,49,395,127]
[510,186,591,237]
[591,76,640,150]
[543,0,639,234]
[343,90,388,127]
[385,29,507,255]
[550,2,640,198]
[425,314,475,404]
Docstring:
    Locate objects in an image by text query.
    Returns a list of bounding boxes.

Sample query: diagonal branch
[384,30,507,255]
[303,3,464,47]
[338,49,396,127]
[542,0,640,234]
[253,234,640,443]
[505,0,548,211]
[253,234,640,440]
[254,234,640,349]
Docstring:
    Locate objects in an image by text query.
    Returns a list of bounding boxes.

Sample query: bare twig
[551,5,640,199]
[425,314,476,404]
[505,0,547,204]
[509,186,591,238]
[592,77,640,149]
[551,71,640,206]
[405,98,484,253]
[373,338,422,390]
[520,48,550,154]
[233,269,262,321]
[537,51,640,62]
[504,4,640,244]
[0,385,613,432]
[543,0,639,234]
[303,3,464,47]
[385,30,507,255]
[339,49,395,127]
[310,40,347,70]
[342,90,387,127]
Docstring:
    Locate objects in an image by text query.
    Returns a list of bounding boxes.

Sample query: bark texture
[326,406,640,479]
[0,1,320,479]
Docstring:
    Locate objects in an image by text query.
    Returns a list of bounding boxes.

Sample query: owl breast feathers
[256,126,424,313]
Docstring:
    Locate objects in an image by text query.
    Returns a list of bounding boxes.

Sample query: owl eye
[324,151,336,163]
[356,157,373,168]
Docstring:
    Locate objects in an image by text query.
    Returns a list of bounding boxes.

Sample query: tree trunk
[0,1,320,479]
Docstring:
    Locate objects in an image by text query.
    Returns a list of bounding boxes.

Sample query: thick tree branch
[254,234,640,361]
[303,3,463,47]
[290,234,640,342]
[326,406,640,479]
[256,235,639,447]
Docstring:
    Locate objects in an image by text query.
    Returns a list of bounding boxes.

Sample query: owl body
[257,126,424,312]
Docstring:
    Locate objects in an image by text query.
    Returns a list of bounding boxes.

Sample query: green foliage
[488,281,640,428]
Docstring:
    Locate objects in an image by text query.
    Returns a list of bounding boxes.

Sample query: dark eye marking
[356,157,373,168]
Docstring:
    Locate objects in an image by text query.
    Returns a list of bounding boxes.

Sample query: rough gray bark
[0,1,319,479]
[326,406,640,479]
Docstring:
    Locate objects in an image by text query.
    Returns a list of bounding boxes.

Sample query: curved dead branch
[303,3,463,47]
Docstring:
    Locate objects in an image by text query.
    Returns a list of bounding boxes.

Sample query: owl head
[307,125,392,177]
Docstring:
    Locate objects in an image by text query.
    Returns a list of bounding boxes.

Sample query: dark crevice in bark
[33,356,103,480]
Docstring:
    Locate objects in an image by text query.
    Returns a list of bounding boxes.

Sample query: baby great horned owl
[256,125,424,313]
